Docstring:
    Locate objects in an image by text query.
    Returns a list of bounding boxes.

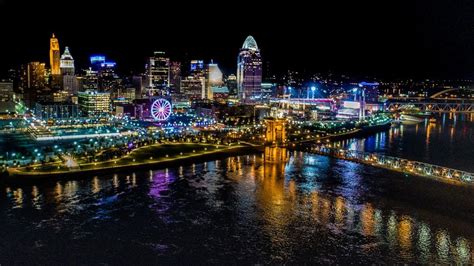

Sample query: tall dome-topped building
[242,36,259,51]
[237,35,262,102]
[60,46,75,75]
[60,46,78,94]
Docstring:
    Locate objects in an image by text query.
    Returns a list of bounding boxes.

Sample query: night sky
[0,0,473,79]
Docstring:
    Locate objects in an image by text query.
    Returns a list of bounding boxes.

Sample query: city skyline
[1,0,474,79]
[0,1,473,264]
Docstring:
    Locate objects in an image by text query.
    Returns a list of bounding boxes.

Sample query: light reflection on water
[0,149,473,263]
[253,148,473,264]
[336,113,474,172]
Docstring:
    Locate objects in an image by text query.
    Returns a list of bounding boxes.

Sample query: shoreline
[3,144,263,183]
[1,123,392,182]
[290,122,474,188]
[292,122,392,145]
[330,122,392,141]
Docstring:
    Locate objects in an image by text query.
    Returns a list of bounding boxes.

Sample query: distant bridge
[387,99,474,113]
[305,146,473,185]
[387,86,473,101]
[429,86,474,99]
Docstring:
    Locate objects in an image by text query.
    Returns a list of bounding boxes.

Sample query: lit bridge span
[304,146,474,185]
[386,86,474,113]
[387,99,474,113]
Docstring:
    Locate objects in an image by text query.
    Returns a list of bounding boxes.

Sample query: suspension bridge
[303,146,474,185]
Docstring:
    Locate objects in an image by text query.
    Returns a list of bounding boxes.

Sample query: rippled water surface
[0,115,473,264]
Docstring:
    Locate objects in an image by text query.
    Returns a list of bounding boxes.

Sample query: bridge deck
[387,100,474,113]
[305,146,474,185]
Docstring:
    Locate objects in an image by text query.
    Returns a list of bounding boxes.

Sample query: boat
[399,114,424,123]
[399,105,431,119]
[400,110,431,119]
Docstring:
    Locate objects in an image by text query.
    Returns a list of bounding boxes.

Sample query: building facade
[60,46,75,75]
[180,76,206,100]
[50,34,61,75]
[60,47,78,94]
[98,61,120,91]
[226,74,238,96]
[90,55,106,71]
[237,36,262,102]
[208,62,223,87]
[190,60,205,78]
[78,90,110,116]
[0,82,14,103]
[19,62,48,108]
[146,51,170,96]
[169,61,181,94]
[20,62,46,91]
[35,102,80,120]
[80,68,99,90]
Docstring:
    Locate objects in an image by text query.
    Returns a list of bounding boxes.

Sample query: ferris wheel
[151,98,172,121]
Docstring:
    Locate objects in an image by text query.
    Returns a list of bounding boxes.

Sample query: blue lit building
[190,60,204,73]
[90,55,106,71]
[87,55,120,91]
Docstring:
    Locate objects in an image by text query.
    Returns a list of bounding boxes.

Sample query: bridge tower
[264,118,287,146]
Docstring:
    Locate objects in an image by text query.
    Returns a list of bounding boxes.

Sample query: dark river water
[1,114,473,264]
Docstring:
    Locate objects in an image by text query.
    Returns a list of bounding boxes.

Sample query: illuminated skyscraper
[60,47,78,94]
[180,76,206,100]
[80,68,99,90]
[60,46,75,75]
[146,51,170,96]
[0,82,14,104]
[20,62,46,91]
[90,55,106,71]
[50,34,61,75]
[19,62,47,107]
[78,90,111,116]
[132,75,144,98]
[86,55,120,91]
[98,61,120,91]
[208,62,223,86]
[190,60,205,78]
[237,36,262,102]
[226,74,238,96]
[205,62,223,100]
[169,61,181,94]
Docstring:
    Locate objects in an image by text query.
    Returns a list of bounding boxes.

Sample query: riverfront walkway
[7,143,259,178]
[304,146,474,185]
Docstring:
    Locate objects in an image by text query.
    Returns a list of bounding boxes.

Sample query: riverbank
[331,122,392,141]
[290,121,474,187]
[4,143,263,182]
[292,121,392,145]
